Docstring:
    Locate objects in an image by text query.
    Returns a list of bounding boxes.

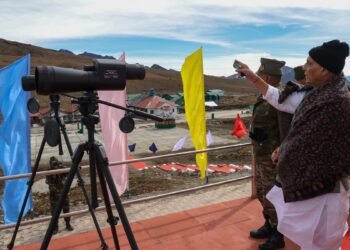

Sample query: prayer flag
[181,48,208,179]
[119,51,126,62]
[149,142,158,153]
[207,130,213,146]
[231,114,248,138]
[0,55,32,224]
[172,136,187,152]
[97,52,128,195]
[128,143,136,152]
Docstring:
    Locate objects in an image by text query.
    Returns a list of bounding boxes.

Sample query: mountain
[58,49,75,55]
[58,49,116,59]
[0,38,257,109]
[78,52,115,59]
[151,64,167,70]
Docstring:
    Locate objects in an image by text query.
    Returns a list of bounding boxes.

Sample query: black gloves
[249,127,268,142]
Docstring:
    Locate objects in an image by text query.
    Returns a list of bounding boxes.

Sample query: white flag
[172,136,187,151]
[207,130,213,146]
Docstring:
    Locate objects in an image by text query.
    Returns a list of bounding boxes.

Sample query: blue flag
[0,55,32,224]
[149,142,158,153]
[128,143,136,152]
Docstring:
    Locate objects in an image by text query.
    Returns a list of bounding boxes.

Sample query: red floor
[14,197,350,250]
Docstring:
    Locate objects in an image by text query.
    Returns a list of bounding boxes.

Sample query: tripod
[7,95,108,249]
[40,92,138,250]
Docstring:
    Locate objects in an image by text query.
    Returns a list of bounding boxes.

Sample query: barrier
[0,143,252,231]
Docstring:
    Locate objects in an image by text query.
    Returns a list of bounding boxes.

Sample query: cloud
[1,0,349,47]
[126,52,310,77]
[192,0,350,10]
[202,53,308,77]
[1,1,350,76]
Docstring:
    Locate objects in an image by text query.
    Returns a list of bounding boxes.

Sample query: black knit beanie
[309,39,349,74]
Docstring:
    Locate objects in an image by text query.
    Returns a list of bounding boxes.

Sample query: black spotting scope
[22,59,145,95]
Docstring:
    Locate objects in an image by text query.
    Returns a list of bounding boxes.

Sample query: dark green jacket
[251,95,280,160]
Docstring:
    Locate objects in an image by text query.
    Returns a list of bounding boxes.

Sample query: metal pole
[0,143,252,182]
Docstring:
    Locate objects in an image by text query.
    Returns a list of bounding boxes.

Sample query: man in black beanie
[235,39,350,249]
[305,40,349,87]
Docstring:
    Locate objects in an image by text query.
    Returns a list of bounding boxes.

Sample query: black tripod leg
[59,120,73,156]
[76,169,108,249]
[94,143,139,250]
[40,143,85,250]
[89,149,99,209]
[58,116,107,249]
[95,153,121,250]
[7,137,47,250]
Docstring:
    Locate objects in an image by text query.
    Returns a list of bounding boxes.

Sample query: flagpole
[205,166,209,184]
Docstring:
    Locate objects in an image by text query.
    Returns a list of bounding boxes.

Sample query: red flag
[231,114,248,138]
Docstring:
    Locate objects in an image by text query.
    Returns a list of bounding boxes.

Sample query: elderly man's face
[303,56,332,87]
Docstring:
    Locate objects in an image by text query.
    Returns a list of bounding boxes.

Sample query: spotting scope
[22,59,145,95]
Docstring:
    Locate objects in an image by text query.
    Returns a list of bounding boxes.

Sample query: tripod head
[26,95,66,150]
[63,91,164,134]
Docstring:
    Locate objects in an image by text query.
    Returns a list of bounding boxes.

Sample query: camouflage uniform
[249,57,287,250]
[251,95,280,226]
[46,157,73,233]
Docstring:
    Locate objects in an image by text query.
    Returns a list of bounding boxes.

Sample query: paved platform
[3,179,350,249]
[1,179,251,249]
[15,197,300,250]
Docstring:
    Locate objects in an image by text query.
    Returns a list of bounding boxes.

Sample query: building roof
[127,93,142,100]
[206,89,224,96]
[170,95,183,103]
[128,93,148,106]
[136,96,178,109]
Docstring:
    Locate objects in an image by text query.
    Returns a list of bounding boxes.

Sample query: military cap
[257,57,286,76]
[293,65,305,81]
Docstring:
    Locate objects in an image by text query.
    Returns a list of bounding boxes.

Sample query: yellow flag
[181,48,208,179]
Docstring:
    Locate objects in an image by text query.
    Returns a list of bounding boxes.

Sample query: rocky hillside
[0,38,258,109]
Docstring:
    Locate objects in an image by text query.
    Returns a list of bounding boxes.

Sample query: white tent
[205,101,218,107]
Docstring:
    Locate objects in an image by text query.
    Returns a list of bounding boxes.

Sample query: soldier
[46,156,74,234]
[249,58,285,250]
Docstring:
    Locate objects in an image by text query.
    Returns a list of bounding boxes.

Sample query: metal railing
[0,142,252,231]
[0,143,251,181]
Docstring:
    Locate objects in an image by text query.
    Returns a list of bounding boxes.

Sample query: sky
[1,0,350,76]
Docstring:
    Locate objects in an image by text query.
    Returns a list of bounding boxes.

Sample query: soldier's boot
[65,218,74,231]
[258,228,285,250]
[250,214,272,239]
